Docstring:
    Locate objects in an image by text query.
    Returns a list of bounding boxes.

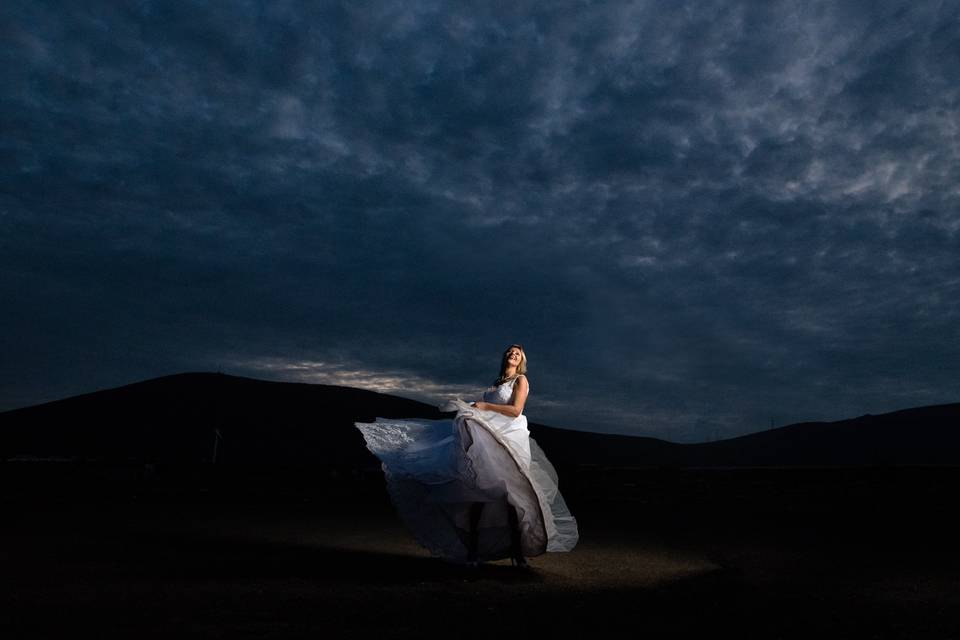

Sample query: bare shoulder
[510,374,529,404]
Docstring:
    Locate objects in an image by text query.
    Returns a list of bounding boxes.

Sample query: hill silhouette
[1,372,958,467]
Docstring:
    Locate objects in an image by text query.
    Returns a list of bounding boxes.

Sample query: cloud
[2,0,959,441]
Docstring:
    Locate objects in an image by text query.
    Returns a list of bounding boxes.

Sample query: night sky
[3,1,959,442]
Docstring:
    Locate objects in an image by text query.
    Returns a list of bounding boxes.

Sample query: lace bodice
[481,375,526,412]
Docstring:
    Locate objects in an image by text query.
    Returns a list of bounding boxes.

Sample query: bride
[354,344,579,568]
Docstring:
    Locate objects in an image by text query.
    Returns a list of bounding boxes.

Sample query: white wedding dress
[354,376,579,563]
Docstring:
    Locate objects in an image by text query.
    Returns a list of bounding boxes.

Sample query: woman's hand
[470,401,488,411]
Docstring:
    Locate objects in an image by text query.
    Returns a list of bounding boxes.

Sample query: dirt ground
[2,467,959,639]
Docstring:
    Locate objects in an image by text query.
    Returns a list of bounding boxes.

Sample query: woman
[354,344,579,568]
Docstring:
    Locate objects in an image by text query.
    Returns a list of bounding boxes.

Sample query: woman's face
[505,347,522,368]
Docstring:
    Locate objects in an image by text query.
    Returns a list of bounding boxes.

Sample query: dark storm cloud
[2,0,959,441]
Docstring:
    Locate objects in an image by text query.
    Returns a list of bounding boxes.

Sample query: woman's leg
[507,502,526,565]
[467,501,484,562]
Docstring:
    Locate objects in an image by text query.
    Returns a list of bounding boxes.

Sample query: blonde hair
[495,343,527,385]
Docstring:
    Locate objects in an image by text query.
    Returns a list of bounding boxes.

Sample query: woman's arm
[473,376,528,418]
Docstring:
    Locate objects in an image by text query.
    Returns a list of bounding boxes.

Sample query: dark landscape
[8,1,960,637]
[2,373,959,638]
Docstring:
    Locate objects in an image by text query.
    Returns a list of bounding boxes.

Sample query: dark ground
[2,464,959,639]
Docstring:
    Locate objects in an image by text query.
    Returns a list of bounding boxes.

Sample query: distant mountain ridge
[1,372,958,467]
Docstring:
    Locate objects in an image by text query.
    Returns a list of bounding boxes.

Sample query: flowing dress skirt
[355,399,579,563]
